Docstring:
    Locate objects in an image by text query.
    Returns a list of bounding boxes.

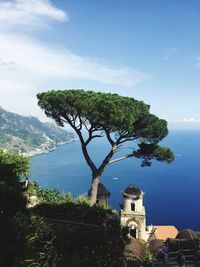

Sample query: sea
[30,130,200,231]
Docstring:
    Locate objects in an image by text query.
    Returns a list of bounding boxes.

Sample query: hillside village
[0,107,76,156]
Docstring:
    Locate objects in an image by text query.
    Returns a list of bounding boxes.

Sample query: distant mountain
[0,107,76,155]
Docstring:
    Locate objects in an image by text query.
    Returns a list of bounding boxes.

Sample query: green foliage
[0,151,54,266]
[26,181,38,196]
[28,181,115,225]
[75,194,90,205]
[0,150,29,184]
[0,213,30,266]
[0,213,55,267]
[0,161,156,267]
[26,181,72,204]
[26,183,126,266]
[142,249,156,265]
[0,181,27,216]
[134,143,174,167]
[32,201,115,225]
[26,185,125,266]
[20,215,55,267]
[63,192,73,202]
[0,150,29,215]
[37,90,168,142]
[41,217,125,267]
[124,251,156,267]
[36,187,66,204]
[37,90,174,174]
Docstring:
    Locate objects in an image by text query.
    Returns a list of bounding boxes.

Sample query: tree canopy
[0,150,29,184]
[37,90,174,204]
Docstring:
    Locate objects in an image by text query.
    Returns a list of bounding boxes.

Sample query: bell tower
[120,184,149,241]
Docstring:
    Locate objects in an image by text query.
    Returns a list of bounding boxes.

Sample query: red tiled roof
[153,225,178,240]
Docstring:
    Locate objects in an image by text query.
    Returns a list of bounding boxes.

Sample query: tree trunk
[89,175,100,205]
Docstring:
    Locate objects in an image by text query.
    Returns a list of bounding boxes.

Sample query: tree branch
[118,136,137,144]
[109,152,134,164]
[105,131,115,146]
[85,128,104,146]
[98,144,118,175]
[62,114,97,173]
[76,131,97,173]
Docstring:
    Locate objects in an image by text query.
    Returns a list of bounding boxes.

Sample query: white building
[120,184,152,241]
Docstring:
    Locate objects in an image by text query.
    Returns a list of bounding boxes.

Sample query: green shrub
[0,150,29,185]
[0,212,56,266]
[26,181,74,205]
[75,194,90,205]
[64,192,73,202]
[0,152,54,266]
[42,217,125,267]
[124,251,156,267]
[31,201,116,225]
[0,151,29,215]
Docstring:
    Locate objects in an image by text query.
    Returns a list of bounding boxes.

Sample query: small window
[131,203,135,211]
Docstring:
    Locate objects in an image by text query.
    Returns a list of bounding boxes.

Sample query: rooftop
[153,225,179,241]
[88,183,110,198]
[176,229,199,240]
[123,184,141,200]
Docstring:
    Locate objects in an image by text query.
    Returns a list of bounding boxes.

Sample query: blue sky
[0,0,200,128]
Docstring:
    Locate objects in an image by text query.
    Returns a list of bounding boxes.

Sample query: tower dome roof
[88,183,110,198]
[123,184,141,199]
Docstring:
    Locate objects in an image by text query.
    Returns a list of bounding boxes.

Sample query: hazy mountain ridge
[0,107,75,155]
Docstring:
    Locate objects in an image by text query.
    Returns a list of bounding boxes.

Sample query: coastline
[24,138,79,157]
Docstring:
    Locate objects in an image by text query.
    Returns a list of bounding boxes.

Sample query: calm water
[30,130,200,231]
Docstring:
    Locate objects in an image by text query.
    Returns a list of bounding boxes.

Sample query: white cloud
[171,118,200,123]
[183,117,200,123]
[0,0,68,29]
[0,1,151,119]
[168,118,200,129]
[0,32,150,86]
[0,32,151,118]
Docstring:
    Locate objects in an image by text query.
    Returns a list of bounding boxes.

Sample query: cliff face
[0,106,75,154]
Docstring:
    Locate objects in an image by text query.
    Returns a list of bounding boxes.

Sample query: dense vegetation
[37,90,174,204]
[0,150,28,215]
[0,150,156,266]
[28,181,115,225]
[0,150,44,266]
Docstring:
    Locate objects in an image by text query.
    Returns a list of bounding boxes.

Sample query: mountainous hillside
[0,107,75,155]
